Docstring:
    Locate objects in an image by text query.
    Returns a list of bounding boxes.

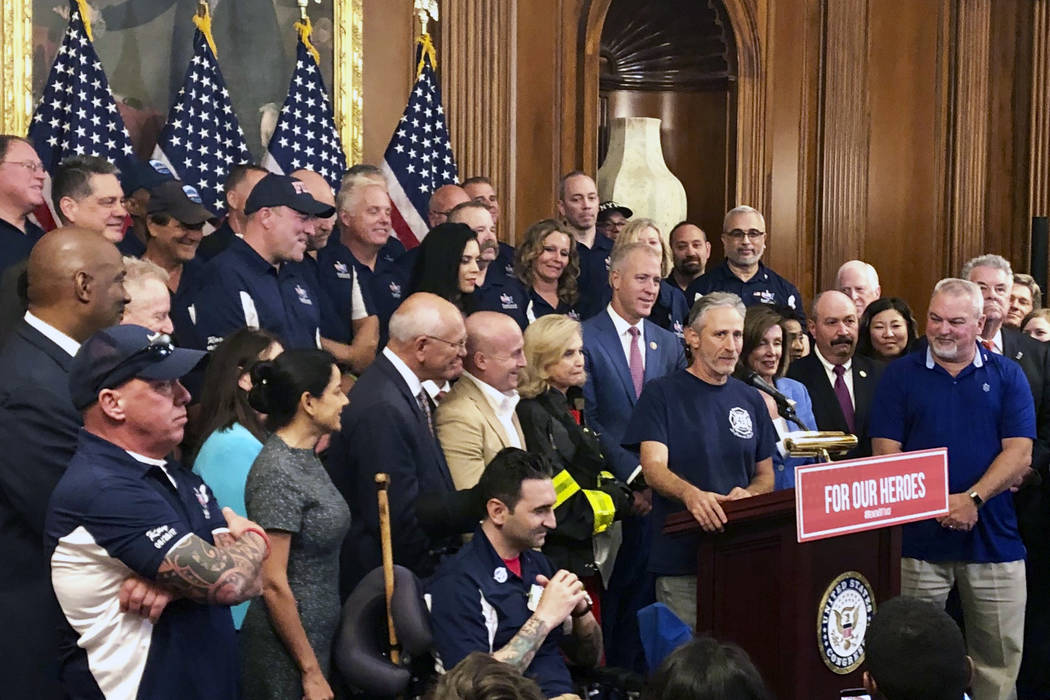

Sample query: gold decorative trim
[1,0,361,163]
[333,0,364,166]
[0,0,33,135]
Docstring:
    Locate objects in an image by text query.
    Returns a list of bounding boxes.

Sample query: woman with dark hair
[191,327,283,628]
[645,635,772,700]
[239,349,351,700]
[514,219,582,322]
[412,222,481,312]
[1022,308,1050,342]
[856,297,918,361]
[734,305,817,489]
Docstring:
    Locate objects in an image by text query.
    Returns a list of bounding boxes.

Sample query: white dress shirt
[24,310,80,357]
[461,371,522,449]
[813,347,854,407]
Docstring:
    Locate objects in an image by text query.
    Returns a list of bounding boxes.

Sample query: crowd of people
[0,130,1047,700]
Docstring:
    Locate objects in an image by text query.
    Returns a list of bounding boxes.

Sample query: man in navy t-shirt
[622,291,775,629]
[45,325,267,699]
[870,278,1034,700]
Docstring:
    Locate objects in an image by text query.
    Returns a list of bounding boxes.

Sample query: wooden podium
[663,489,901,700]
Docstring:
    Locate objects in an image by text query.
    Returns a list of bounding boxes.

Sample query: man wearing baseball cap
[44,325,267,698]
[188,173,336,351]
[118,159,176,258]
[596,201,632,241]
[141,180,215,345]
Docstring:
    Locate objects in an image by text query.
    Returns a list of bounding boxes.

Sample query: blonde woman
[516,314,632,580]
[609,219,689,338]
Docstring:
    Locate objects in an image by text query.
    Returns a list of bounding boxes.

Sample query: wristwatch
[968,490,984,510]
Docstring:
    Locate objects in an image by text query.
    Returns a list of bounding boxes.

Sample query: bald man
[435,312,527,489]
[427,184,471,228]
[787,290,885,458]
[328,293,466,594]
[290,169,378,375]
[0,228,129,697]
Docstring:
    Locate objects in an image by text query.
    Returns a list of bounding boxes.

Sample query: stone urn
[597,117,687,240]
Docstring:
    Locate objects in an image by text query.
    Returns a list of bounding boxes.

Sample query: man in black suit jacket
[327,293,466,598]
[0,228,129,699]
[787,290,884,458]
[964,254,1050,698]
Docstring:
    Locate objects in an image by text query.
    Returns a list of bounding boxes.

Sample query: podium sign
[795,448,949,542]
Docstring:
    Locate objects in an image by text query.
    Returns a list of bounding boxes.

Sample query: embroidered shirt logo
[146,525,177,550]
[294,285,313,306]
[194,485,212,519]
[499,292,518,310]
[333,261,352,279]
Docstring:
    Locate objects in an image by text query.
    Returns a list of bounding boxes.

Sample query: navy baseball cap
[147,180,215,225]
[244,173,337,217]
[120,159,175,196]
[69,325,207,410]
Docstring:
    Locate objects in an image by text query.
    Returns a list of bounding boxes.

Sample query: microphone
[744,371,808,429]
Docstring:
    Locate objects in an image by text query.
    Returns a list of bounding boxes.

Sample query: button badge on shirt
[493,566,508,583]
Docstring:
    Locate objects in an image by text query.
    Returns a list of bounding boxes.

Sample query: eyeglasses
[425,334,467,351]
[1,160,45,173]
[99,333,175,391]
[724,229,765,241]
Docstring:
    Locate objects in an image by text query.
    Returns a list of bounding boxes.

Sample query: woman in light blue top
[191,327,283,627]
[735,305,817,490]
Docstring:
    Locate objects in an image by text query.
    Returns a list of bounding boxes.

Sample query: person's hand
[682,485,728,532]
[725,486,753,501]
[936,493,979,532]
[119,574,174,624]
[221,507,263,540]
[533,570,588,627]
[1010,467,1036,492]
[301,667,334,700]
[630,488,653,516]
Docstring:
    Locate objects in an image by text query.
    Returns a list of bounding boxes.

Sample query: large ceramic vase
[597,117,688,240]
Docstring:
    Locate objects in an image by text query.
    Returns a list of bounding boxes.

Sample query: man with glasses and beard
[871,278,1033,700]
[685,206,805,321]
[787,290,884,458]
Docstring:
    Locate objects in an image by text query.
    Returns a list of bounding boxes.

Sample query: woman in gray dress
[240,349,351,700]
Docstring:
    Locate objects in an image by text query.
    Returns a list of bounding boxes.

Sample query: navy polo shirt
[313,239,376,344]
[575,235,613,320]
[686,259,805,321]
[427,525,573,697]
[0,216,43,275]
[525,286,579,324]
[45,430,238,699]
[170,257,207,347]
[869,345,1034,563]
[496,241,516,278]
[117,231,147,258]
[189,236,321,351]
[197,220,236,261]
[475,268,529,328]
[622,370,776,575]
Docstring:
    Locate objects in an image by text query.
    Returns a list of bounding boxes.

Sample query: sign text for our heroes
[823,472,927,519]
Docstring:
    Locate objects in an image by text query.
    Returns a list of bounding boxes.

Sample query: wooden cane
[375,473,401,665]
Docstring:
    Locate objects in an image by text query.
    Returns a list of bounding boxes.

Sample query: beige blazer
[435,376,525,489]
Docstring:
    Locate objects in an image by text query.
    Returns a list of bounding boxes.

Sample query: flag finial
[414,0,438,35]
[193,2,217,56]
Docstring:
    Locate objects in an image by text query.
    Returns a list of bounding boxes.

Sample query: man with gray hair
[120,257,173,335]
[836,259,881,316]
[328,292,466,595]
[871,277,1034,700]
[622,291,775,627]
[685,205,805,320]
[963,254,1050,698]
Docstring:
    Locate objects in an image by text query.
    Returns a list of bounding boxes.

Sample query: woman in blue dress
[734,305,817,489]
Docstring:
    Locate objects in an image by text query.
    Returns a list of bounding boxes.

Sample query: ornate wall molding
[946,0,992,273]
[1031,0,1049,218]
[333,0,364,165]
[721,0,767,213]
[818,0,871,284]
[440,0,516,234]
[0,0,33,135]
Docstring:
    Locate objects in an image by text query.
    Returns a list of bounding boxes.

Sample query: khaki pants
[901,558,1026,700]
[655,575,698,632]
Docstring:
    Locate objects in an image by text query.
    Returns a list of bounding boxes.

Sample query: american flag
[262,21,347,192]
[27,0,135,229]
[152,17,251,213]
[381,37,458,248]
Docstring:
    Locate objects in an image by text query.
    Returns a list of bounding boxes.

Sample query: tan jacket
[434,376,525,489]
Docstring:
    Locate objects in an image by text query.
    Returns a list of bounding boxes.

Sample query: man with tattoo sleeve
[427,448,601,699]
[44,325,267,699]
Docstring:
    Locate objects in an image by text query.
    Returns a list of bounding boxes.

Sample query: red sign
[795,448,949,542]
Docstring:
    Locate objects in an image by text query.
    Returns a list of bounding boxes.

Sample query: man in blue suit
[582,242,686,670]
[327,292,466,598]
[0,228,130,698]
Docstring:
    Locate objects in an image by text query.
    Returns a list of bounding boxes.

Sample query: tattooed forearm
[561,614,602,667]
[155,533,265,605]
[492,616,552,671]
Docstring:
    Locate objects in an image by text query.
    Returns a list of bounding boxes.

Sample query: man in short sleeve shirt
[45,325,266,698]
[870,278,1033,700]
[622,292,775,628]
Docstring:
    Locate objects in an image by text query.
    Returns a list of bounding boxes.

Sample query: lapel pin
[1016,351,1023,360]
[650,341,658,350]
[859,370,867,378]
